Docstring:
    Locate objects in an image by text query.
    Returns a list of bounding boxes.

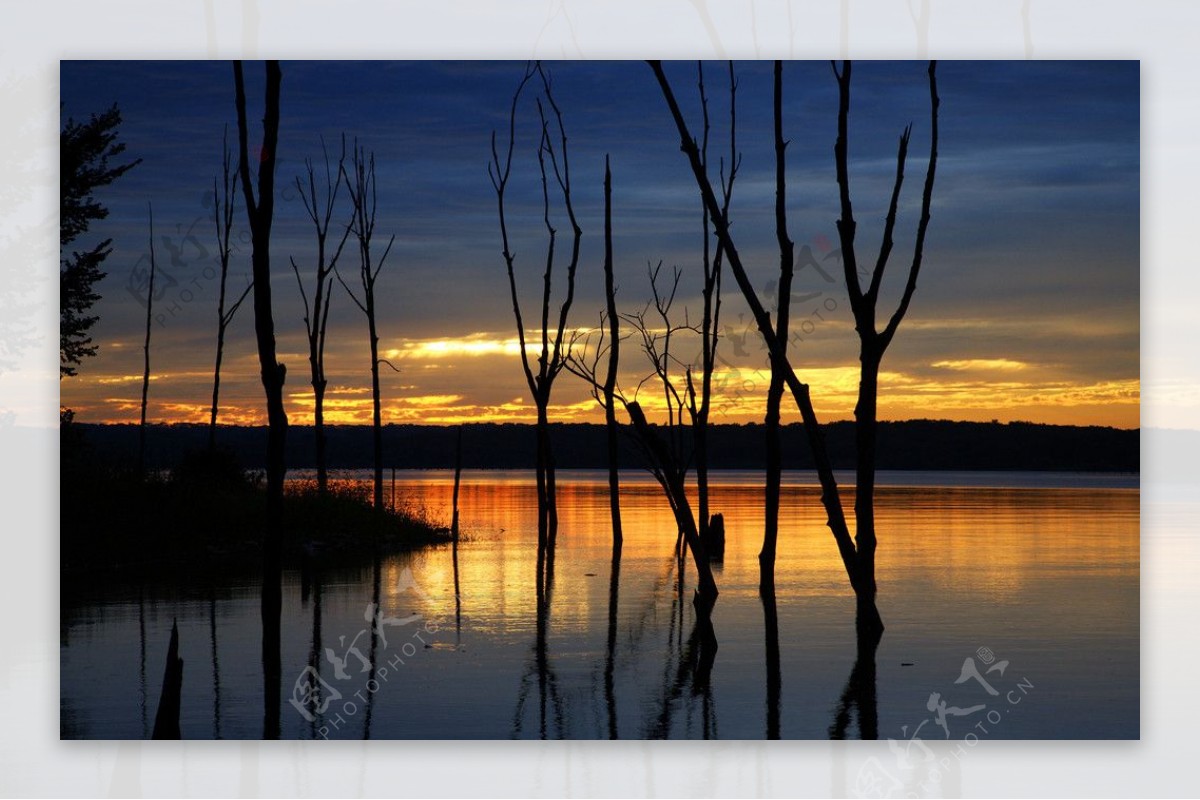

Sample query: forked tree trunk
[209,132,248,453]
[339,144,393,512]
[490,64,580,590]
[650,60,892,639]
[292,139,350,497]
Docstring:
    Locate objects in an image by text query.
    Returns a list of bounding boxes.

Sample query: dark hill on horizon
[73,419,1139,473]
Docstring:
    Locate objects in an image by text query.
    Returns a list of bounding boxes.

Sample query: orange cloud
[932,359,1029,371]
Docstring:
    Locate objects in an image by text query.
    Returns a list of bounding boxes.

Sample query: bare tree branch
[865,125,911,305]
[881,61,939,348]
[491,64,540,398]
[333,263,367,314]
[290,256,311,333]
[490,61,583,555]
[339,139,396,509]
[225,279,253,326]
[650,60,865,602]
[833,60,864,310]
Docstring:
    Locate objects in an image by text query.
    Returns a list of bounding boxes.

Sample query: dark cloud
[60,60,1139,426]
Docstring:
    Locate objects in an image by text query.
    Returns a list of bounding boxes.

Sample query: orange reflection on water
[323,472,1138,641]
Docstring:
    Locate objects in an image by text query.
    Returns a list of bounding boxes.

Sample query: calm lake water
[61,470,1139,740]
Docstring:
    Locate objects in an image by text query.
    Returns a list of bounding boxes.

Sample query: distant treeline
[74,419,1139,473]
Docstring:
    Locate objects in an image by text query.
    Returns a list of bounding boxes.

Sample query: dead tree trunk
[761,61,796,594]
[138,203,156,478]
[209,129,251,452]
[653,59,871,632]
[563,167,721,618]
[762,585,781,739]
[535,395,559,548]
[489,63,580,570]
[291,137,351,496]
[337,143,394,511]
[650,60,939,641]
[367,290,383,509]
[688,61,738,544]
[626,401,718,613]
[831,60,940,628]
[601,157,622,554]
[233,59,286,738]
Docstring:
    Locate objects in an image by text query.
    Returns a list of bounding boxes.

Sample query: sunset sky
[59,60,1139,429]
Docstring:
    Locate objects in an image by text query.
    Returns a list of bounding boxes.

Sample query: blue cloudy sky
[59,59,1138,427]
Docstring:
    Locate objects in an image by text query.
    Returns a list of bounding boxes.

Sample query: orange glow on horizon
[61,329,1139,429]
[65,361,1141,429]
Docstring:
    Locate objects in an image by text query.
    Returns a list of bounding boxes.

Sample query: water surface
[61,469,1138,739]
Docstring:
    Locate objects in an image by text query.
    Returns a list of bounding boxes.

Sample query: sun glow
[932,359,1029,371]
[66,325,1139,430]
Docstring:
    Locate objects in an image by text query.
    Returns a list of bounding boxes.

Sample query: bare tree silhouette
[762,61,794,593]
[291,136,351,495]
[687,61,738,545]
[650,60,937,640]
[232,59,286,738]
[623,399,719,612]
[138,203,156,478]
[568,308,720,613]
[565,177,719,616]
[209,128,252,451]
[336,142,395,511]
[624,261,695,510]
[600,157,623,555]
[489,63,580,565]
[562,162,626,559]
[763,586,781,738]
[568,67,737,590]
[832,60,940,633]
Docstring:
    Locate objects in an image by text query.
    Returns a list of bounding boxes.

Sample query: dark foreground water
[61,470,1138,740]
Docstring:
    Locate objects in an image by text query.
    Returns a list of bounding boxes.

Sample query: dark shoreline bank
[74,418,1139,473]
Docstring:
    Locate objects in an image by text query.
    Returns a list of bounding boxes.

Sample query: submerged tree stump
[704,513,726,561]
